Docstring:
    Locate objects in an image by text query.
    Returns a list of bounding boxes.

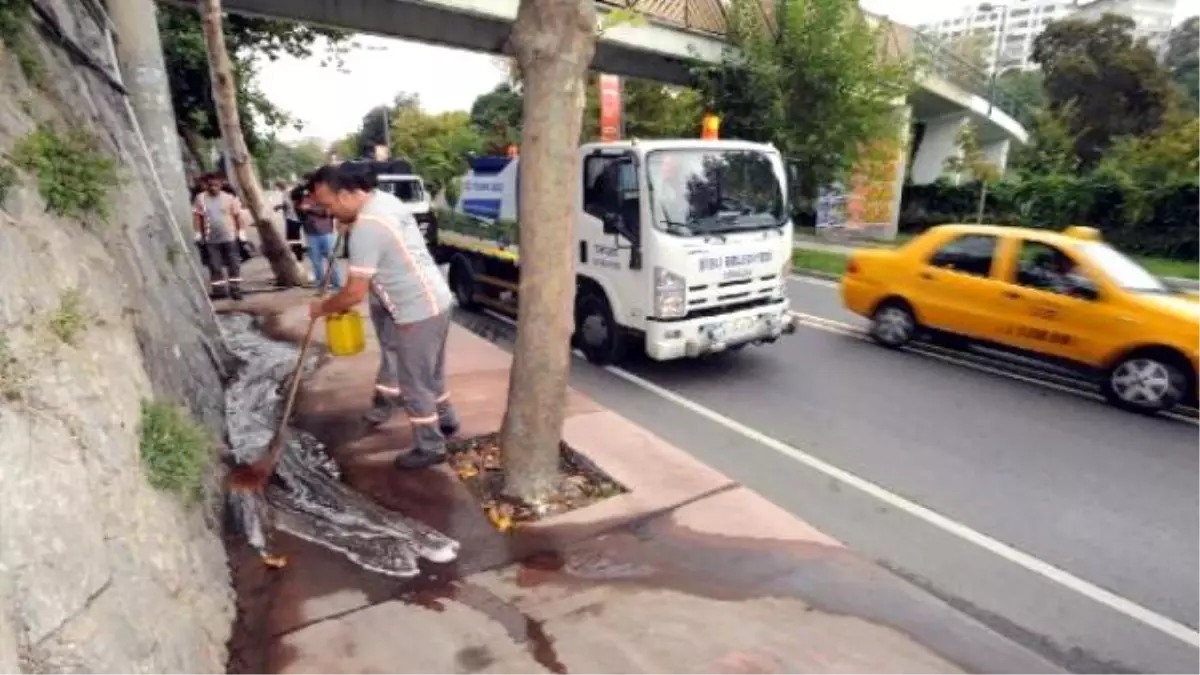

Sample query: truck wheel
[575,290,626,365]
[449,257,478,310]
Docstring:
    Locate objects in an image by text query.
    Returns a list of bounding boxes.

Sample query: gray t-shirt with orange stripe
[348,190,452,324]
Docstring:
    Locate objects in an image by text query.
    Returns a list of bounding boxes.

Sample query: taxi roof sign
[1064,225,1102,241]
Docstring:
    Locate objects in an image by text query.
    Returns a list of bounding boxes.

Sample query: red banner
[599,74,622,142]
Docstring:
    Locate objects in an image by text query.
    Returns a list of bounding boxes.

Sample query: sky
[257,0,1200,145]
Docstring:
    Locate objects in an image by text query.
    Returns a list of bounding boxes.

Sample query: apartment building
[917,0,1181,72]
[917,0,1074,73]
[1068,0,1177,54]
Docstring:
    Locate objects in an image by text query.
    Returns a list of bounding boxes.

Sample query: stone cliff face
[0,1,234,671]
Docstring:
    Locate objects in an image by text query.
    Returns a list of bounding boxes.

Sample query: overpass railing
[594,0,733,36]
[595,0,1027,125]
[911,33,1028,123]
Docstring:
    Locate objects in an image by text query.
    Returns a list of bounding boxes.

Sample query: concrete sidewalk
[219,279,1061,674]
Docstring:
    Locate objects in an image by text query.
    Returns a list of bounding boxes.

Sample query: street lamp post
[978,2,1009,117]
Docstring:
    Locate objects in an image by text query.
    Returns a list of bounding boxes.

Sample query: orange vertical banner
[598,74,622,142]
[702,114,720,140]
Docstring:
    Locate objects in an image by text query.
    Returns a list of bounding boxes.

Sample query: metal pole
[382,105,391,153]
[975,178,989,224]
[987,4,1008,116]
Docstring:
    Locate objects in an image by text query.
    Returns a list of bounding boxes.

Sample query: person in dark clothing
[281,184,307,262]
[193,173,248,300]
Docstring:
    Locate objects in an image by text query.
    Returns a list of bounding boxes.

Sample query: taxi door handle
[1002,290,1021,299]
[919,272,935,280]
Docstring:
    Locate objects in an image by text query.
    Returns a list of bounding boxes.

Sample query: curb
[791,267,842,282]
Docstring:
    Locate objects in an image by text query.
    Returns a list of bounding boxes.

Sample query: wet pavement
[217,277,1063,674]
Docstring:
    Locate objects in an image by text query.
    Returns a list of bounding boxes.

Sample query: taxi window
[928,234,997,277]
[1015,241,1097,298]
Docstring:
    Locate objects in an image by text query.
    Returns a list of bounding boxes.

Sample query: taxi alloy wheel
[871,300,916,348]
[1104,354,1187,413]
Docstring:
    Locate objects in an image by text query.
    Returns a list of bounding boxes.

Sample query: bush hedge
[898,177,1199,261]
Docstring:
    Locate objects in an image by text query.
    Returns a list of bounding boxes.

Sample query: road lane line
[598,362,1200,648]
[789,311,1199,425]
[475,307,1200,646]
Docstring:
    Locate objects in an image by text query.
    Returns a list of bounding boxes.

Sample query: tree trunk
[499,0,597,505]
[197,0,304,287]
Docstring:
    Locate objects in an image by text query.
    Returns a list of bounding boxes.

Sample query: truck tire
[449,256,478,310]
[575,289,626,366]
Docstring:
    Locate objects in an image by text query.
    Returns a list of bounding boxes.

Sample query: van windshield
[380,179,425,204]
[647,149,785,235]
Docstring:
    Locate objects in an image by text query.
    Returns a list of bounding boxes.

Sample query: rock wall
[0,1,234,672]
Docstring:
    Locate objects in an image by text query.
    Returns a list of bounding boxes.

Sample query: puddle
[220,313,459,578]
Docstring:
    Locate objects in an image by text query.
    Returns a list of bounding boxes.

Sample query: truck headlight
[654,266,686,319]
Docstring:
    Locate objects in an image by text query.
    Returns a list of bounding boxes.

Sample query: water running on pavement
[220,313,459,577]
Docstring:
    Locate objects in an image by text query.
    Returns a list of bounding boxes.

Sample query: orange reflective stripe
[436,392,451,403]
[409,413,439,425]
[376,384,402,395]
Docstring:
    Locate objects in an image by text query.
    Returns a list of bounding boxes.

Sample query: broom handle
[265,228,345,463]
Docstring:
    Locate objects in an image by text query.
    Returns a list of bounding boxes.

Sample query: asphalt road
[456,274,1199,674]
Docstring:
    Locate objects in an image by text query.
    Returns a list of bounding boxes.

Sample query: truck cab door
[579,150,646,322]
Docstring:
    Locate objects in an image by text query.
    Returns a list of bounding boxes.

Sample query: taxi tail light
[846,258,860,275]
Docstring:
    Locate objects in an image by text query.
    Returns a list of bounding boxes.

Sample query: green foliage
[47,288,87,345]
[995,70,1046,128]
[257,137,327,181]
[11,126,119,220]
[0,0,42,84]
[1165,17,1199,108]
[943,122,999,183]
[470,83,523,155]
[438,209,519,246]
[580,76,702,141]
[158,6,351,163]
[138,401,212,503]
[388,102,483,195]
[941,31,992,71]
[693,0,917,196]
[1011,104,1080,177]
[1032,14,1176,168]
[0,334,26,401]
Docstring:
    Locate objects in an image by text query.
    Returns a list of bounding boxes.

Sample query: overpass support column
[110,0,193,229]
[909,112,969,185]
[981,138,1011,178]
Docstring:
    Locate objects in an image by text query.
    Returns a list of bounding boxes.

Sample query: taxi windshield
[1077,242,1167,293]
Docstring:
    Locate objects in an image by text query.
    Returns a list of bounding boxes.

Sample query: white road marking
[478,306,1200,647]
[788,274,839,288]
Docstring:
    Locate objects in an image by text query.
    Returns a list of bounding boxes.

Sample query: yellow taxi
[840,224,1200,414]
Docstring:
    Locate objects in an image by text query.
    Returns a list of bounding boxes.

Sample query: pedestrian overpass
[161,0,1029,184]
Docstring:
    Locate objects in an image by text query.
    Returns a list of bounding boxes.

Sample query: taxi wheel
[1101,350,1191,414]
[870,299,917,349]
[575,290,627,366]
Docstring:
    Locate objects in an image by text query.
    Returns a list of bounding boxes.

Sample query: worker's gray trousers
[372,306,459,453]
[368,298,403,401]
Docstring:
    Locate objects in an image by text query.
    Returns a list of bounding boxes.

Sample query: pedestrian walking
[193,172,247,300]
[300,193,343,291]
[306,162,459,470]
[279,184,307,262]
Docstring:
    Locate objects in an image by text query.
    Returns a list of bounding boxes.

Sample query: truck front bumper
[644,301,794,361]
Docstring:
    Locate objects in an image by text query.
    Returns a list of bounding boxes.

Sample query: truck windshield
[381,179,425,204]
[647,149,785,235]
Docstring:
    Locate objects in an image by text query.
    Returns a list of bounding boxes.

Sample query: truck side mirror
[602,211,620,235]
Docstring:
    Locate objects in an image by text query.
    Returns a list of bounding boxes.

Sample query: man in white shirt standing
[193,173,247,300]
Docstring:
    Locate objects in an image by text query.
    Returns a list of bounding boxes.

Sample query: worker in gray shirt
[306,163,458,470]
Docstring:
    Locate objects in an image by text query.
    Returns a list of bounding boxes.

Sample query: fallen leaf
[262,555,289,569]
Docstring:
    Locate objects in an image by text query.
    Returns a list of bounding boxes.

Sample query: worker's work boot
[363,392,402,425]
[394,424,447,471]
[437,401,460,437]
[229,281,244,301]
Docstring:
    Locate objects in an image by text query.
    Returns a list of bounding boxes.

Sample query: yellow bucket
[325,310,366,357]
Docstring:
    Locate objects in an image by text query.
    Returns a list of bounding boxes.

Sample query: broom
[228,229,345,567]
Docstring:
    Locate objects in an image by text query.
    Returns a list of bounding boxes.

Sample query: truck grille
[685,273,782,315]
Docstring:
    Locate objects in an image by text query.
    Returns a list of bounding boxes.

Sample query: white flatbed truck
[438,139,796,364]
